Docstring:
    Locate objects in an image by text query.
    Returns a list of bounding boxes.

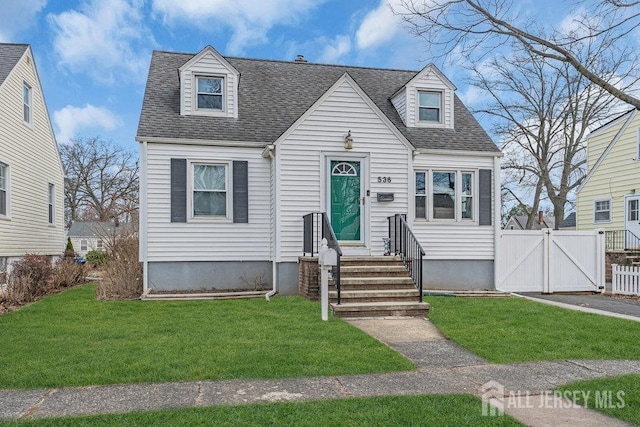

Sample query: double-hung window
[48,183,54,224]
[196,76,223,111]
[23,82,32,125]
[418,91,441,123]
[416,170,475,221]
[193,164,228,217]
[0,162,7,216]
[81,240,87,252]
[594,199,611,223]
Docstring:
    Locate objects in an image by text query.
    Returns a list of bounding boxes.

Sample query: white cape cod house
[136,46,502,296]
[0,44,65,275]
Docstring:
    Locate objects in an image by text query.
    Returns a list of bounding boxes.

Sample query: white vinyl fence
[612,264,640,296]
[497,229,605,293]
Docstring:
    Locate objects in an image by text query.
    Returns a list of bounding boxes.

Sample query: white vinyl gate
[497,229,605,293]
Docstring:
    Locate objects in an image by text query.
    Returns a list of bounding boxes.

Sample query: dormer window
[196,76,223,111]
[418,91,441,123]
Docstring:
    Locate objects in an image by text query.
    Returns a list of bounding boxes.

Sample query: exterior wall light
[344,130,353,150]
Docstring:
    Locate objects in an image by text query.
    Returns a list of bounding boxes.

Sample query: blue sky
[1,0,574,152]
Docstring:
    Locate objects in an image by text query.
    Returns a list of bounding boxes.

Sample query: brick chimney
[538,210,543,225]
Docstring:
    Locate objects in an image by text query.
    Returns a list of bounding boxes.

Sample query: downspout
[493,155,502,291]
[265,145,277,301]
[140,140,149,295]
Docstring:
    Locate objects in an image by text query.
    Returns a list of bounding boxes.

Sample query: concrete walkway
[1,318,639,426]
[516,292,640,322]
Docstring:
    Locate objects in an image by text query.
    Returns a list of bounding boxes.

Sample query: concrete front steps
[329,256,430,318]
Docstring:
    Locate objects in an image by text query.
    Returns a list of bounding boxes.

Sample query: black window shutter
[170,158,187,223]
[479,169,492,226]
[233,161,249,223]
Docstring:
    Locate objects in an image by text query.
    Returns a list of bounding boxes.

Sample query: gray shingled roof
[137,50,500,153]
[68,221,133,237]
[0,43,28,86]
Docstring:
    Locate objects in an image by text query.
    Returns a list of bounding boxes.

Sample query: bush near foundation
[96,229,142,300]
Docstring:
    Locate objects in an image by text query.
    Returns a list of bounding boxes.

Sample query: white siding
[277,78,411,262]
[412,154,495,260]
[145,143,271,261]
[180,50,237,118]
[406,67,454,129]
[390,89,407,125]
[0,48,65,258]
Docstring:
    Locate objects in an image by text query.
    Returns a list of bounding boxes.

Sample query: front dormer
[391,64,456,129]
[179,46,239,118]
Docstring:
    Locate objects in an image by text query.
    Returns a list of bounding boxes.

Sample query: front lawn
[0,395,522,426]
[556,374,640,426]
[0,285,414,389]
[427,296,640,363]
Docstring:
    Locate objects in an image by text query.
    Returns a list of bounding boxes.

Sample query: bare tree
[60,137,138,226]
[472,42,623,227]
[396,0,640,108]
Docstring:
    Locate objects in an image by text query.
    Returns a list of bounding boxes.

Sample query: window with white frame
[48,183,54,224]
[594,199,611,223]
[81,240,87,251]
[97,239,103,250]
[629,199,639,222]
[416,170,475,221]
[193,163,228,217]
[23,82,32,124]
[415,172,426,219]
[0,162,7,216]
[196,76,223,111]
[418,91,441,123]
[461,172,473,220]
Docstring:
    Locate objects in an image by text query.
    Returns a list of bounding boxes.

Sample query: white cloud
[48,0,154,84]
[151,0,325,55]
[355,0,402,50]
[318,35,352,64]
[0,0,46,42]
[53,104,121,144]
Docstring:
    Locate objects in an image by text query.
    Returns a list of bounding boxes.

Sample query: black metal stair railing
[302,212,343,304]
[605,229,640,253]
[388,214,425,301]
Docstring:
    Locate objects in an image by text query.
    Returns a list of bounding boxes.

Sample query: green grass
[556,375,640,426]
[0,395,522,426]
[427,296,640,363]
[0,285,414,389]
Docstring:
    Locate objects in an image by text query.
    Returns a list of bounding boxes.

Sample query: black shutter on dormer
[170,158,187,223]
[233,161,248,223]
[479,169,492,226]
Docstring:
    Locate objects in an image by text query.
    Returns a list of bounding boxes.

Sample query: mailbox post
[318,238,337,321]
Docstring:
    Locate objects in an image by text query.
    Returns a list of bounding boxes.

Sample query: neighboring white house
[67,221,133,257]
[136,46,502,295]
[0,43,65,275]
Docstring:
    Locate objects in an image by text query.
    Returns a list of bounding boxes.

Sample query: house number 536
[377,176,392,183]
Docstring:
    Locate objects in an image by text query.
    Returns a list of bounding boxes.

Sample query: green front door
[330,160,361,241]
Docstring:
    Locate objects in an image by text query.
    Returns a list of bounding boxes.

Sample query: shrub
[96,232,142,300]
[5,255,53,303]
[86,250,109,266]
[64,237,75,258]
[52,257,84,288]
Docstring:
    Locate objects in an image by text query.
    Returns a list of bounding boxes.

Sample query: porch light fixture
[344,130,353,150]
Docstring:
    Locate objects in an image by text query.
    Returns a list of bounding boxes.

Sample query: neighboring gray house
[0,44,65,275]
[136,46,502,295]
[505,213,555,230]
[68,221,133,256]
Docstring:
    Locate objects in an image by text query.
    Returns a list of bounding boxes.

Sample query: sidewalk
[1,317,639,425]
